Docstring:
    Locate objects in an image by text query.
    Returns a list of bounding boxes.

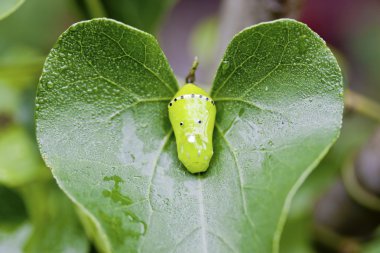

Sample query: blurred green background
[1,0,380,252]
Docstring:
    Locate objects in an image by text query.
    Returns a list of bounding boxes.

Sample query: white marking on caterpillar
[188,135,196,143]
[168,94,215,107]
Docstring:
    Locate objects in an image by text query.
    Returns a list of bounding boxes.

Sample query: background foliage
[1,0,380,252]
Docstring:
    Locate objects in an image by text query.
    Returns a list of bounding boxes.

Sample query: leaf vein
[107,98,171,120]
[78,40,142,100]
[99,31,176,95]
[215,124,255,231]
[213,33,265,97]
[170,227,201,253]
[207,230,238,253]
[139,129,173,251]
[198,174,208,253]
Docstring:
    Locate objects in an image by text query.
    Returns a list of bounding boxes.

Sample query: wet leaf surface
[36,18,343,252]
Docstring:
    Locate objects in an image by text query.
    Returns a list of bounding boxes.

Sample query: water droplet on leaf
[222,60,230,74]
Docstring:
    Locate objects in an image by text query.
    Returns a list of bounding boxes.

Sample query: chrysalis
[168,58,216,173]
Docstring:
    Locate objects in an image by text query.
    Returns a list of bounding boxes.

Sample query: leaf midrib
[99,31,176,95]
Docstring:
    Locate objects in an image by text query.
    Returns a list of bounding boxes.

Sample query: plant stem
[84,0,106,18]
[185,57,199,83]
[345,89,380,123]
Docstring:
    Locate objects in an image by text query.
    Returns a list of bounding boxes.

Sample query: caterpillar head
[168,84,216,173]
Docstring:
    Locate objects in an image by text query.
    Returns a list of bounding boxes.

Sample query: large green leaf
[36,18,343,252]
[0,0,24,20]
[209,19,342,253]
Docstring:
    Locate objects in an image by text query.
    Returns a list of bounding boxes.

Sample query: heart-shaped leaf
[36,18,343,252]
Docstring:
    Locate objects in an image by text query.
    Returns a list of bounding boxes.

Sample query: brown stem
[345,89,380,123]
[185,57,199,84]
[313,128,380,252]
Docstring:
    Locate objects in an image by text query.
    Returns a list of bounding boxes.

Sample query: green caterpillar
[168,59,216,173]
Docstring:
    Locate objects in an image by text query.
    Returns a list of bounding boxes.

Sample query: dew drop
[47,81,54,89]
[222,60,230,73]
